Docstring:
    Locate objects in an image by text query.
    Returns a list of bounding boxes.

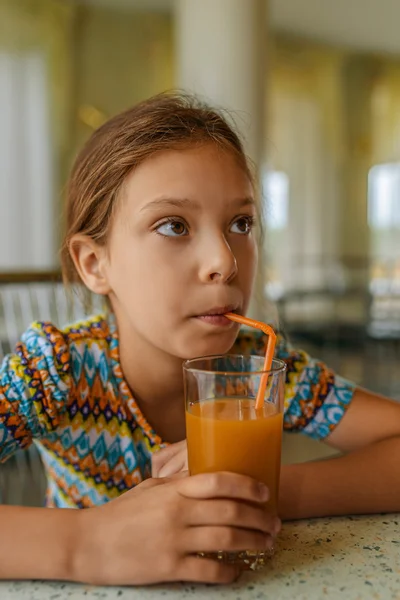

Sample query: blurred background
[0,0,399,503]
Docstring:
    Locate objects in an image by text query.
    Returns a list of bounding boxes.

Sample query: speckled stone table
[1,514,399,600]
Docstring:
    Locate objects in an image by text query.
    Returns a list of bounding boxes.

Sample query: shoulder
[21,313,109,348]
[0,316,112,447]
[18,314,111,372]
[61,313,111,342]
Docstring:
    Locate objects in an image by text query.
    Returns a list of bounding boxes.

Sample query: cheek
[237,239,258,280]
[110,241,188,303]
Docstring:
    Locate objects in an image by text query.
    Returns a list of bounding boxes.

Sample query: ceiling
[78,0,400,56]
[270,0,400,55]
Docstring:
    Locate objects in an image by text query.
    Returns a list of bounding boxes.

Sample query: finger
[184,526,274,554]
[151,445,176,477]
[178,556,240,584]
[151,441,187,477]
[168,470,190,480]
[134,477,167,491]
[177,472,269,504]
[158,450,188,478]
[137,472,188,491]
[187,499,281,536]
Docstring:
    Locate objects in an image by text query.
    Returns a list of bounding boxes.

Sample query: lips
[199,305,239,316]
[194,305,241,327]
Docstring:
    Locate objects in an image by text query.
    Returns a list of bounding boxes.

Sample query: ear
[68,234,111,296]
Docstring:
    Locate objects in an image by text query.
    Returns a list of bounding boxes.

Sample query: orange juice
[186,397,283,515]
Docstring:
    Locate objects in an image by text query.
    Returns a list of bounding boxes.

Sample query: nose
[198,233,238,284]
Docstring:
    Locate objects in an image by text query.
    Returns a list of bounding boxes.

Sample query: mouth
[193,305,241,328]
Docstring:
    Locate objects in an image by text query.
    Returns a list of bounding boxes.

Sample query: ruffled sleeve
[0,322,71,462]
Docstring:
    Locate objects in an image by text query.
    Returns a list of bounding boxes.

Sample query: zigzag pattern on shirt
[0,313,355,507]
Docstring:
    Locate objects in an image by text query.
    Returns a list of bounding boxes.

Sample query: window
[0,52,54,270]
[368,163,400,337]
[263,170,289,230]
[368,163,400,230]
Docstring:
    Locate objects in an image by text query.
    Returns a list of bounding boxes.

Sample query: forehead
[120,145,254,210]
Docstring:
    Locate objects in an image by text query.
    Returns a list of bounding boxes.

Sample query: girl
[1,92,400,587]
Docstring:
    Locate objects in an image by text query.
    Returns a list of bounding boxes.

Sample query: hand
[152,440,188,478]
[75,472,281,586]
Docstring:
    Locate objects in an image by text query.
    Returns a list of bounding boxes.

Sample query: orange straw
[225,313,277,410]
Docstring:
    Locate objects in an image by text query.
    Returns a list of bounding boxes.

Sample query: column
[340,56,374,290]
[175,0,267,166]
[174,0,269,320]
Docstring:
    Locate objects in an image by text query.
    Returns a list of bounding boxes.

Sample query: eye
[155,218,189,237]
[229,216,255,235]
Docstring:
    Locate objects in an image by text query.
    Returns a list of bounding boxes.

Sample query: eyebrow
[140,196,255,212]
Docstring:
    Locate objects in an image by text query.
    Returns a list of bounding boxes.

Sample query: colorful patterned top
[0,314,355,508]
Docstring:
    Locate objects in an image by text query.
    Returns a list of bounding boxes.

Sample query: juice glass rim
[183,354,286,377]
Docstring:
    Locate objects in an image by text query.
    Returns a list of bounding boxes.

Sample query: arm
[0,324,78,580]
[0,505,80,580]
[0,474,279,585]
[154,335,400,520]
[152,389,400,517]
[0,327,279,585]
[279,387,400,519]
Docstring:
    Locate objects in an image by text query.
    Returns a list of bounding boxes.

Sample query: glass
[183,354,286,571]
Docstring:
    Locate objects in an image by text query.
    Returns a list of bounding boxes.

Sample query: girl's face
[104,144,257,359]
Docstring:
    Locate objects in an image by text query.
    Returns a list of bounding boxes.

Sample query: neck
[115,314,186,444]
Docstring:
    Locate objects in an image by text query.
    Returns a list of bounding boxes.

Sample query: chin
[180,331,238,360]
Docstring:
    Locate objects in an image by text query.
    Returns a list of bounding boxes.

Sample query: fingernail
[258,482,269,502]
[273,518,282,536]
[265,535,274,549]
[158,467,170,478]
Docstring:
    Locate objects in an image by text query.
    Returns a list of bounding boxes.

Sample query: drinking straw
[225,313,277,410]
